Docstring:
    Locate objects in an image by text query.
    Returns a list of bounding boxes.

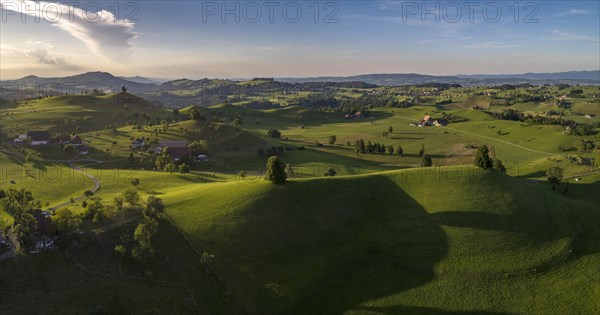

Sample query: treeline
[490,109,574,126]
[354,139,403,155]
[442,113,469,123]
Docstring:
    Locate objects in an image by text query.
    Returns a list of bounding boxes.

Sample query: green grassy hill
[162,167,600,314]
[0,93,170,137]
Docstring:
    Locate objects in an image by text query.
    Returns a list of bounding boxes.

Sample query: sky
[0,0,599,79]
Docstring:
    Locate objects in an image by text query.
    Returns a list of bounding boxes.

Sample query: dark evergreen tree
[265,156,287,184]
[474,145,493,169]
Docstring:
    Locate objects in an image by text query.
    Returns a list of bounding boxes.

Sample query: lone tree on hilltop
[265,156,287,184]
[189,108,201,120]
[474,145,493,169]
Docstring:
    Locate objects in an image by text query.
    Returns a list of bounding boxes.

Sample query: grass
[162,167,600,314]
[1,89,599,314]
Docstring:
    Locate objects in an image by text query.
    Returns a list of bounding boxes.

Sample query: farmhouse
[131,138,145,149]
[433,119,448,127]
[56,134,71,144]
[167,146,193,161]
[154,140,192,161]
[13,134,27,144]
[27,131,51,146]
[71,135,83,146]
[32,209,53,238]
[419,115,448,127]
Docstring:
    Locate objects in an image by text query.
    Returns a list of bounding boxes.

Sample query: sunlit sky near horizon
[1,0,599,79]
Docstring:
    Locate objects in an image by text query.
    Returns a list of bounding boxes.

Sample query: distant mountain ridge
[278,71,600,86]
[2,71,598,101]
[1,72,159,95]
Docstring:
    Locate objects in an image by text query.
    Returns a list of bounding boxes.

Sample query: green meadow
[1,85,599,314]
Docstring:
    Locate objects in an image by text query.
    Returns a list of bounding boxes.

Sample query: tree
[420,154,433,167]
[123,189,140,206]
[113,196,124,211]
[397,145,403,157]
[388,146,394,155]
[132,218,159,263]
[121,86,127,93]
[114,244,126,257]
[474,145,493,169]
[546,167,563,190]
[178,163,191,174]
[14,212,36,248]
[131,178,140,187]
[155,154,173,171]
[388,126,393,133]
[267,129,281,138]
[328,135,337,145]
[164,163,177,174]
[265,156,287,184]
[189,108,201,120]
[53,208,82,235]
[188,140,209,155]
[85,197,105,219]
[1,188,40,216]
[418,144,425,157]
[359,139,366,153]
[323,168,337,177]
[144,196,165,219]
[493,159,506,173]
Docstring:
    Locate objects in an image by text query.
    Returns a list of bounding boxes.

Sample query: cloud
[464,42,517,49]
[27,48,62,64]
[0,0,138,60]
[545,29,600,44]
[559,9,592,16]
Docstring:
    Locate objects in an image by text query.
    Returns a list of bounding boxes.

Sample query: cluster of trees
[154,150,192,174]
[0,188,41,248]
[353,139,405,156]
[115,194,165,264]
[490,109,575,127]
[441,113,469,123]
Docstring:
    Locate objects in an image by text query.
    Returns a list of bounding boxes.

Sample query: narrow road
[48,162,101,211]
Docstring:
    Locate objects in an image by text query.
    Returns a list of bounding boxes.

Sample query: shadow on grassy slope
[187,175,448,314]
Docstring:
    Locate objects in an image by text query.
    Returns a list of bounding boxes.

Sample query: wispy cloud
[0,0,138,60]
[544,29,600,44]
[464,42,517,49]
[558,9,592,17]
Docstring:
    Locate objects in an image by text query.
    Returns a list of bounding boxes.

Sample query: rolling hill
[162,167,600,314]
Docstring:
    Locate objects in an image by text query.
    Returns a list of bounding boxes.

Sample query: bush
[323,168,337,177]
[267,129,281,138]
[420,154,433,167]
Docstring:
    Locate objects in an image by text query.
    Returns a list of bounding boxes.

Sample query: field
[0,85,599,314]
